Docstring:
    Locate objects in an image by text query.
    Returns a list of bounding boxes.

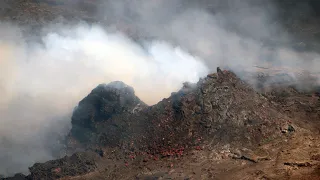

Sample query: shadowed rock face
[70,81,147,145]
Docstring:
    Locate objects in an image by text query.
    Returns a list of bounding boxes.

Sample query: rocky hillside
[4,68,319,180]
[68,68,290,154]
[1,0,320,179]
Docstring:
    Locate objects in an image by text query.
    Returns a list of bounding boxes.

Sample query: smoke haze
[0,0,319,176]
[0,21,208,176]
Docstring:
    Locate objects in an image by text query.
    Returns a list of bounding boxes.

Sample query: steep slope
[67,68,291,153]
[20,68,308,180]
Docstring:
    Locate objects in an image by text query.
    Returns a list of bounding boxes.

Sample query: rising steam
[0,22,208,176]
[0,0,320,177]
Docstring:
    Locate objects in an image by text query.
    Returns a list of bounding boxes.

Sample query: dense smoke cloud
[95,0,320,84]
[0,21,208,176]
[0,0,319,176]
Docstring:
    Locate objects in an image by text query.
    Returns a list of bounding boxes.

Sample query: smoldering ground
[0,0,320,176]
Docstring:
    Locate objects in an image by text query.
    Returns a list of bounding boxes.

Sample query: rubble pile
[68,68,289,156]
[28,152,97,180]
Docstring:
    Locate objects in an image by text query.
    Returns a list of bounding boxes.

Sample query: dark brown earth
[1,0,320,180]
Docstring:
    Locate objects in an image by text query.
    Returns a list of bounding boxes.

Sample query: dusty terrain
[0,0,320,180]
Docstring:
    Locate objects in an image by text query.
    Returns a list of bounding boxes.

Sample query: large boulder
[69,81,147,145]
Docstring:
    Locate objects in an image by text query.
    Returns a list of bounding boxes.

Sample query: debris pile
[28,152,97,180]
[68,68,289,157]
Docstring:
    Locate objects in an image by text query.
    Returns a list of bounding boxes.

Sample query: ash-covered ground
[0,0,320,179]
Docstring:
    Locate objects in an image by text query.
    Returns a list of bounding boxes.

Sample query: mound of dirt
[66,68,290,158]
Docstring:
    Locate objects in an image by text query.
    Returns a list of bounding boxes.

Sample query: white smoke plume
[0,0,320,176]
[0,21,208,176]
[95,0,320,86]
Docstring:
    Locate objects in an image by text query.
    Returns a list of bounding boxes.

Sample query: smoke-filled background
[0,0,320,176]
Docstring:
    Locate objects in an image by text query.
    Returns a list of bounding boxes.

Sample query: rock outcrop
[69,81,147,146]
[68,69,289,156]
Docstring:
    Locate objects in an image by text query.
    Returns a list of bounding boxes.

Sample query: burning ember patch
[52,167,61,174]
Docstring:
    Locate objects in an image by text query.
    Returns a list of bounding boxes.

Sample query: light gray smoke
[95,0,320,87]
[0,19,208,177]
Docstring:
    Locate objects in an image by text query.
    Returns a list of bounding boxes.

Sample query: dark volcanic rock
[69,81,147,145]
[129,69,289,155]
[68,69,289,157]
[22,69,296,180]
[2,173,26,180]
[28,152,97,180]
